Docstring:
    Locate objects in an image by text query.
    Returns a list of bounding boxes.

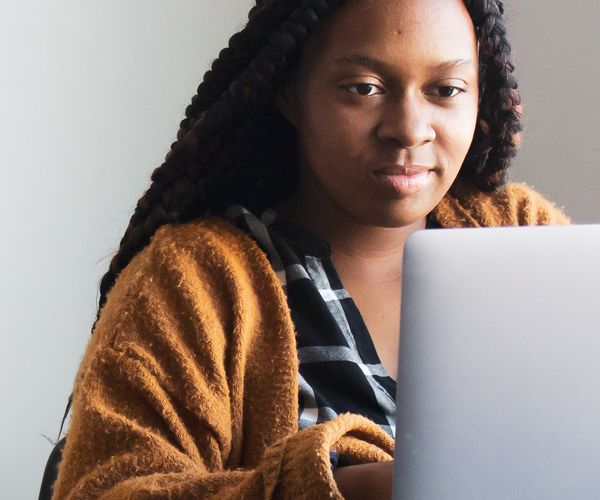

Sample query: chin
[354,208,425,229]
[361,196,438,228]
[380,213,426,228]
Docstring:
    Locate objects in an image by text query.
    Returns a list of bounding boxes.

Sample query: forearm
[334,461,394,500]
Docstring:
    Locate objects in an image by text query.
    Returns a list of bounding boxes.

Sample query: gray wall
[0,1,597,497]
[508,1,599,222]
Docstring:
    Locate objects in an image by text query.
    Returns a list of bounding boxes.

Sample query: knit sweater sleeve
[51,218,394,499]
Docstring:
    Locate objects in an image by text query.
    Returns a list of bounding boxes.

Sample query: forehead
[300,0,477,71]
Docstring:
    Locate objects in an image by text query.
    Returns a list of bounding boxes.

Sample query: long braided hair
[59,0,522,435]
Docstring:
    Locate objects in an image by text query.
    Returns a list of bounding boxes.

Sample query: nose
[376,92,436,149]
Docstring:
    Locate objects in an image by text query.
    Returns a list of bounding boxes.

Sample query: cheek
[437,104,478,170]
[296,100,371,171]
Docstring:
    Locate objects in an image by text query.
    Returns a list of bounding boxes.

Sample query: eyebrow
[432,58,475,71]
[334,55,475,73]
[334,55,388,73]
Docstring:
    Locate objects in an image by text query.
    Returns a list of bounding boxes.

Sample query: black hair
[59,0,522,436]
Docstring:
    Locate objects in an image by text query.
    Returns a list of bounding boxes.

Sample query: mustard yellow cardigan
[52,183,569,499]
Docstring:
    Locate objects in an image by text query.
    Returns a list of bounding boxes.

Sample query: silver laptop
[393,224,600,500]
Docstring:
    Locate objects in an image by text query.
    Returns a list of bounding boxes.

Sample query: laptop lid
[393,224,600,500]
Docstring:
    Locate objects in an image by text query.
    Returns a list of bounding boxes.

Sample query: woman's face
[278,0,479,227]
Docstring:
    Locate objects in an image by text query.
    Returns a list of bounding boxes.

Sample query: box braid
[58,0,522,437]
[96,0,342,321]
[176,1,299,139]
[462,0,523,189]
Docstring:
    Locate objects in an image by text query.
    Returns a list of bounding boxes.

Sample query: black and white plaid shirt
[224,205,440,438]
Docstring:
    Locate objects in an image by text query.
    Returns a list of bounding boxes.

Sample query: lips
[373,164,434,176]
[372,164,435,196]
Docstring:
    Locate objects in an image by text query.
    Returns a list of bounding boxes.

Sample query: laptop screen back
[393,224,600,500]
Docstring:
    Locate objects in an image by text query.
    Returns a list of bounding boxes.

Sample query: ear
[275,83,298,126]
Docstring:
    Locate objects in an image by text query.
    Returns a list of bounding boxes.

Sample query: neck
[273,191,426,284]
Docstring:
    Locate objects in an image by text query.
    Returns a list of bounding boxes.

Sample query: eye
[435,86,464,98]
[344,83,383,96]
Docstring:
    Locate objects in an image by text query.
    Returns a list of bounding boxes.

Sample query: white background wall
[0,1,598,497]
[0,1,253,497]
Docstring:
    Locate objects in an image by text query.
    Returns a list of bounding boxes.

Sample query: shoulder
[95,216,279,340]
[498,183,571,225]
[433,181,571,228]
[150,215,265,262]
[122,215,272,284]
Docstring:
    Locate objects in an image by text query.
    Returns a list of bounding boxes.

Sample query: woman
[52,0,569,498]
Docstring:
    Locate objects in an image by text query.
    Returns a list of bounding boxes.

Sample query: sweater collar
[432,180,495,229]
